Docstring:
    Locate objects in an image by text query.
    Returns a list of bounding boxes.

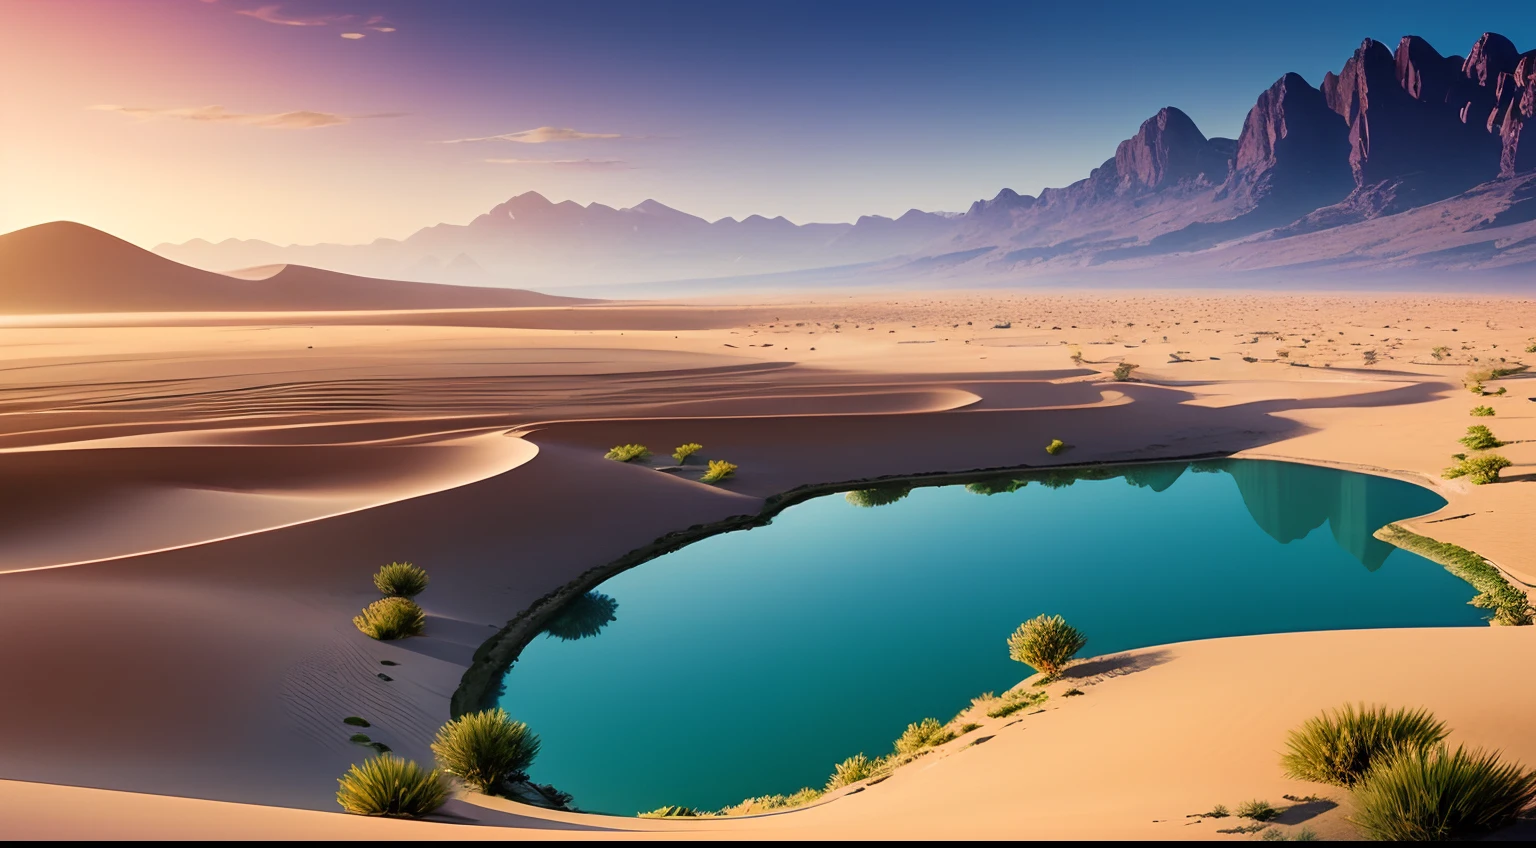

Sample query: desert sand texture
[0,269,1532,839]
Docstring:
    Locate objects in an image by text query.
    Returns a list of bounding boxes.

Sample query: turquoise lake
[497,460,1483,815]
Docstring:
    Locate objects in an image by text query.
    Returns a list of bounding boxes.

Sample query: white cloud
[90,104,403,130]
[442,126,628,144]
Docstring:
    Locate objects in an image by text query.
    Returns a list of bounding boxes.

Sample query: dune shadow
[1274,797,1339,824]
[1060,649,1174,683]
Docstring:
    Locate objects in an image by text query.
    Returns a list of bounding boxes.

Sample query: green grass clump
[1236,799,1279,821]
[353,597,426,640]
[1112,362,1139,381]
[639,805,701,818]
[335,754,448,818]
[1007,614,1087,679]
[373,561,429,598]
[1471,405,1496,417]
[1459,424,1504,450]
[844,485,912,508]
[1375,524,1531,625]
[605,444,651,462]
[343,716,370,727]
[1280,703,1449,788]
[1349,745,1536,841]
[1443,453,1514,485]
[1527,343,1536,354]
[700,459,737,483]
[1045,439,1065,455]
[985,689,1049,719]
[672,443,703,464]
[826,754,874,790]
[1203,803,1230,818]
[894,718,955,756]
[1432,345,1451,360]
[431,708,540,794]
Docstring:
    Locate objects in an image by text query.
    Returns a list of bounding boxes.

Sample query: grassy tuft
[1470,405,1496,417]
[1375,525,1531,625]
[373,561,429,598]
[1045,439,1066,455]
[1280,703,1449,788]
[1112,362,1139,381]
[1236,799,1279,821]
[639,805,702,818]
[353,597,426,640]
[1006,614,1087,678]
[1459,424,1504,450]
[605,444,651,462]
[431,708,540,794]
[671,443,703,464]
[701,459,737,483]
[894,718,955,756]
[985,688,1049,719]
[826,753,875,790]
[1350,744,1536,841]
[335,754,448,818]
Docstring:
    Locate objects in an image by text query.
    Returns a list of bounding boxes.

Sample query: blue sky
[4,0,1534,245]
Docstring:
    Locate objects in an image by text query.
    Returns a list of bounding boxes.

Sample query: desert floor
[0,291,1532,840]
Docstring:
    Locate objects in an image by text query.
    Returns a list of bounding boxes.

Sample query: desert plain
[0,275,1533,839]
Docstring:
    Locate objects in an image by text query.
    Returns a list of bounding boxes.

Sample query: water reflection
[956,460,1441,571]
[543,591,620,641]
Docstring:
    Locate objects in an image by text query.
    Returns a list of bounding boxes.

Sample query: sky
[2,0,1535,248]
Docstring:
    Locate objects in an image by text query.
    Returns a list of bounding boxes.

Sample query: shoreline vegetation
[449,454,1513,819]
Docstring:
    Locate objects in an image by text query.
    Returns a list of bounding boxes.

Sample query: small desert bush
[1527,342,1536,354]
[1432,345,1450,360]
[894,718,954,756]
[701,459,737,483]
[1236,799,1279,821]
[353,597,426,640]
[1471,405,1496,417]
[1045,439,1065,455]
[826,753,874,790]
[1459,424,1504,450]
[373,561,429,598]
[1280,703,1448,788]
[672,442,703,464]
[1349,745,1536,841]
[605,444,651,462]
[1007,614,1087,678]
[986,688,1049,719]
[1112,362,1139,381]
[335,754,448,818]
[1203,803,1230,818]
[431,708,540,794]
[1443,454,1513,485]
[639,805,701,818]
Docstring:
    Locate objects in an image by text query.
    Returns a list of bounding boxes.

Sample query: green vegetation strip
[1373,525,1532,626]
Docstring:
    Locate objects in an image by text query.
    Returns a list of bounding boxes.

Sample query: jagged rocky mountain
[158,32,1536,289]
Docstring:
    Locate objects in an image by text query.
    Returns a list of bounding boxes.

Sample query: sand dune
[0,290,1529,839]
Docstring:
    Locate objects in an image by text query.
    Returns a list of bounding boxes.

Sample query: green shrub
[1203,803,1230,818]
[639,805,701,818]
[1471,405,1496,417]
[343,716,370,727]
[701,459,737,483]
[1527,343,1536,354]
[373,562,429,598]
[1459,425,1504,450]
[1280,703,1449,788]
[605,444,651,462]
[894,718,954,756]
[1237,799,1279,821]
[844,485,912,508]
[1375,525,1532,625]
[1112,362,1139,381]
[1432,346,1450,360]
[1046,439,1065,455]
[335,754,448,818]
[431,708,540,794]
[1350,745,1536,841]
[672,443,703,464]
[1006,614,1087,678]
[985,688,1048,719]
[1444,454,1513,485]
[353,597,426,640]
[826,753,875,790]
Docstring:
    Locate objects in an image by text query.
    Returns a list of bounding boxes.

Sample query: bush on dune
[353,597,426,640]
[1443,454,1513,485]
[893,718,955,756]
[1045,439,1066,455]
[335,754,448,818]
[672,443,703,464]
[1458,425,1504,451]
[701,459,737,483]
[985,688,1049,719]
[431,708,540,794]
[1007,614,1087,679]
[1279,703,1448,788]
[1470,405,1495,417]
[825,753,875,790]
[605,444,651,462]
[1349,744,1536,841]
[1112,362,1139,381]
[373,562,429,598]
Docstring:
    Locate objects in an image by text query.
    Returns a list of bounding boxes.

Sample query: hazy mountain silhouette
[156,32,1536,289]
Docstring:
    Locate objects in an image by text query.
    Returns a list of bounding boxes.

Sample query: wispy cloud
[442,126,629,144]
[484,158,632,170]
[90,104,404,130]
[224,4,399,33]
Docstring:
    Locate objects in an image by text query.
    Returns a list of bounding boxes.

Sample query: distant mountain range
[158,32,1536,290]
